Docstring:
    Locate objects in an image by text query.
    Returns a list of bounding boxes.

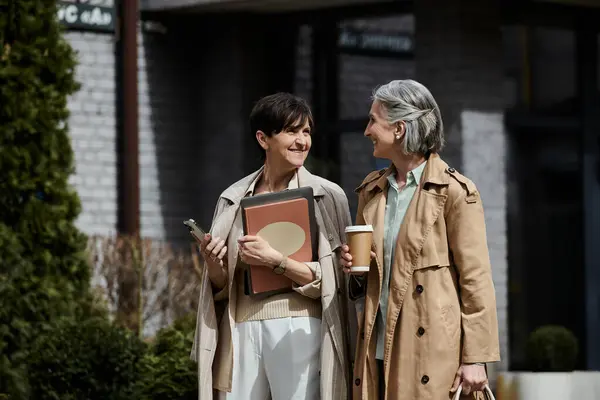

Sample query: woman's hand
[238,235,283,267]
[196,233,228,270]
[340,244,375,275]
[450,363,488,396]
[193,233,228,290]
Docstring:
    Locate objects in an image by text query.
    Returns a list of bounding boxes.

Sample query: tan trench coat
[350,154,500,400]
[190,166,356,400]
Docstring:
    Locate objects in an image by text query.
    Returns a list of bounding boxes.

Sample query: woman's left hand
[238,235,283,267]
[450,363,488,395]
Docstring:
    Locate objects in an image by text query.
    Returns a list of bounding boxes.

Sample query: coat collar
[221,166,325,205]
[364,153,450,194]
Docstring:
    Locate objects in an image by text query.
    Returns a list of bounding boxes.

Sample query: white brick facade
[462,111,508,376]
[67,32,118,236]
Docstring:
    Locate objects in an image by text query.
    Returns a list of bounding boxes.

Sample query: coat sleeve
[190,197,227,361]
[445,188,501,364]
[294,186,353,299]
[205,198,230,302]
[292,261,322,299]
[348,188,373,301]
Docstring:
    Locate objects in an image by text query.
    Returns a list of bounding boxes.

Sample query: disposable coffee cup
[345,225,373,273]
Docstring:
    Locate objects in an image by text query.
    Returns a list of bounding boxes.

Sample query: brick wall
[66,32,118,236]
[137,28,201,243]
[66,18,248,244]
[137,20,248,243]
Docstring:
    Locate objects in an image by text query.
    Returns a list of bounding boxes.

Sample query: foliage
[134,314,198,400]
[0,2,204,397]
[0,0,89,397]
[27,317,147,400]
[526,325,579,372]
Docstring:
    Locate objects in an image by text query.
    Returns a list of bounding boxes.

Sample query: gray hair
[372,79,444,154]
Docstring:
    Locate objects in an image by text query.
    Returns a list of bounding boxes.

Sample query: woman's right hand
[340,245,375,275]
[340,245,353,274]
[196,233,227,271]
[194,232,228,290]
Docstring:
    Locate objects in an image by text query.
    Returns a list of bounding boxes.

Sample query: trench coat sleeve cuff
[462,353,501,364]
[292,261,322,299]
[348,274,366,301]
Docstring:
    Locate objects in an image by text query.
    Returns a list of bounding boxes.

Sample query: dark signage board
[338,27,414,58]
[57,0,116,33]
[535,0,600,6]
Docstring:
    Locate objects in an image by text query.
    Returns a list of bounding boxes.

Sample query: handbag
[453,384,496,400]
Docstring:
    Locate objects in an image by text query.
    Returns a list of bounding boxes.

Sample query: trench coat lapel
[394,154,450,273]
[394,189,448,274]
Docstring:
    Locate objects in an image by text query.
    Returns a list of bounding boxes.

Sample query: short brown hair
[250,93,314,156]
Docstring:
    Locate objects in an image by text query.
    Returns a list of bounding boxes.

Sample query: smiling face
[364,100,400,160]
[257,118,312,170]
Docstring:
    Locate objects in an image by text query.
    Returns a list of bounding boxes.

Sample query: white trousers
[219,317,321,400]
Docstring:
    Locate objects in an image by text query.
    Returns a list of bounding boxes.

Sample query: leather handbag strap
[453,384,496,400]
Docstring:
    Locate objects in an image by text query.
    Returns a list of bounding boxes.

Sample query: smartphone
[183,219,206,240]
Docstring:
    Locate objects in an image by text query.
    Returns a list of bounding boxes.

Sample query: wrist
[207,262,226,280]
[268,251,284,267]
[272,255,287,275]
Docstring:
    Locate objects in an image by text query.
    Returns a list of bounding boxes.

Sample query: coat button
[447,167,456,173]
[421,375,429,384]
[418,327,425,336]
[361,331,365,339]
[416,285,424,294]
[355,378,361,386]
[328,233,334,240]
[337,288,342,295]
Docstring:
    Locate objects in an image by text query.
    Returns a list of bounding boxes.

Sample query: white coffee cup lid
[345,225,373,233]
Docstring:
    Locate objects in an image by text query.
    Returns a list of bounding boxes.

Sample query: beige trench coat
[350,154,500,400]
[190,166,356,400]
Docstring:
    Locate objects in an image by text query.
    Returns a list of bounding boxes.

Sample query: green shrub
[0,0,90,396]
[135,314,198,400]
[27,317,147,400]
[526,325,578,372]
[0,223,30,397]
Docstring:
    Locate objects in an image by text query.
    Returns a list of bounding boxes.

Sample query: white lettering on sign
[361,34,412,52]
[57,2,114,31]
[338,27,414,55]
[80,7,111,25]
[57,4,79,24]
[339,31,358,47]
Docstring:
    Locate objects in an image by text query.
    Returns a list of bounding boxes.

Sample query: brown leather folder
[240,187,317,298]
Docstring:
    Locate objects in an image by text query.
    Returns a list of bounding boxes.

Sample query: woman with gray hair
[340,79,500,399]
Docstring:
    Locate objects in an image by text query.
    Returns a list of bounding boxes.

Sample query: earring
[395,132,401,140]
